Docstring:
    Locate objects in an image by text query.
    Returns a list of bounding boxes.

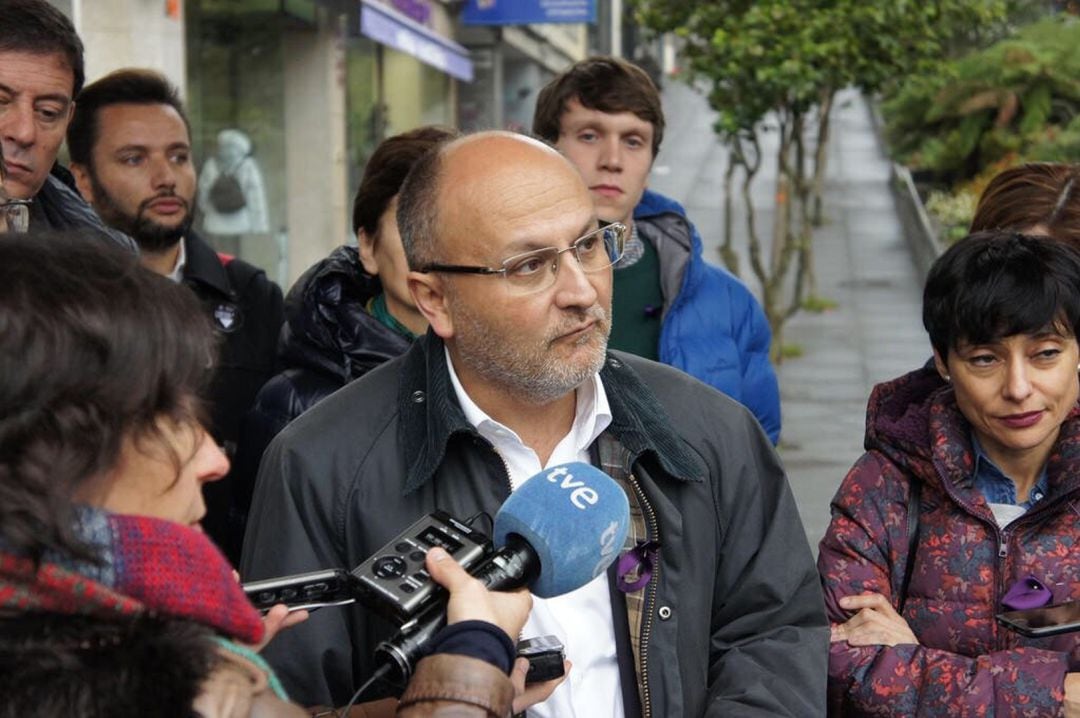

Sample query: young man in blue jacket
[533,56,781,443]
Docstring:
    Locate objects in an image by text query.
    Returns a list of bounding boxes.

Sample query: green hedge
[884,15,1080,185]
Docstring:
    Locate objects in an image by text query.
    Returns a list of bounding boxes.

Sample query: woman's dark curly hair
[0,232,215,563]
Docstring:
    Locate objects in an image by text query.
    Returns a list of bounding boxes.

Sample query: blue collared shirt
[971,433,1049,524]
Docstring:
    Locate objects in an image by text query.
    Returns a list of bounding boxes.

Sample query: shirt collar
[444,346,611,456]
[166,239,187,283]
[971,431,1049,509]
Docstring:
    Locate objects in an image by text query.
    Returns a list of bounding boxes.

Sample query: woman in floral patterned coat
[819,231,1080,716]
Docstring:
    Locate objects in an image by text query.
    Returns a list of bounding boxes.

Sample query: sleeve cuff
[429,620,516,674]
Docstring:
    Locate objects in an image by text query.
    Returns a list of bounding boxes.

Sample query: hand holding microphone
[422,545,532,643]
[422,548,570,715]
[374,461,631,685]
[243,461,632,702]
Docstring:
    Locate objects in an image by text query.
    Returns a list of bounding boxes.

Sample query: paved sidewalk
[649,83,931,549]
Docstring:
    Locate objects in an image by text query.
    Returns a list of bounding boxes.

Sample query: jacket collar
[397,333,703,494]
[600,353,704,483]
[279,245,410,382]
[181,231,233,299]
[634,188,687,222]
[31,171,138,254]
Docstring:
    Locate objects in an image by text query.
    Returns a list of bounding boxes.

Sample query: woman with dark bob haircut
[0,233,536,717]
[819,231,1080,715]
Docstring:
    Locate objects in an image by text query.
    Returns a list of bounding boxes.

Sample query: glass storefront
[344,25,453,212]
[383,47,451,136]
[186,0,291,283]
[345,37,381,205]
[184,0,462,284]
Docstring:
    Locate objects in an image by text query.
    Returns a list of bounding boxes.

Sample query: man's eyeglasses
[417,222,627,296]
[0,198,30,234]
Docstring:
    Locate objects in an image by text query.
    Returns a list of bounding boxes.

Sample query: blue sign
[360,1,473,82]
[462,0,595,26]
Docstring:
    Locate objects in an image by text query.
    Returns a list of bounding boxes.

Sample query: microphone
[373,462,630,687]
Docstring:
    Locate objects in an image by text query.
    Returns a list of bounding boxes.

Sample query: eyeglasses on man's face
[0,197,30,234]
[417,222,627,296]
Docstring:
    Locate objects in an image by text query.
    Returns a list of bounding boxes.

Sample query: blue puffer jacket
[634,189,780,443]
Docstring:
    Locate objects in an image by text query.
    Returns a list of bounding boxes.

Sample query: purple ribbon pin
[616,540,661,593]
[1001,575,1053,611]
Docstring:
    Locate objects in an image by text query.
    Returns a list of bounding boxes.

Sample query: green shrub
[884,15,1080,184]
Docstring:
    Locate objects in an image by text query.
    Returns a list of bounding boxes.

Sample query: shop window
[186,0,289,283]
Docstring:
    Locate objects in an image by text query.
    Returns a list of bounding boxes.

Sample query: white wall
[282,11,349,285]
[72,0,186,92]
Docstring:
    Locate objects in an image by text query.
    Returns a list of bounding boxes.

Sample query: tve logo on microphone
[494,462,630,597]
[544,465,599,509]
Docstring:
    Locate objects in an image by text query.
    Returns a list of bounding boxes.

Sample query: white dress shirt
[165,238,187,283]
[446,349,624,718]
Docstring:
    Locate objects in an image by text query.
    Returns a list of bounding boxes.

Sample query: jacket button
[411,390,425,403]
[658,606,672,620]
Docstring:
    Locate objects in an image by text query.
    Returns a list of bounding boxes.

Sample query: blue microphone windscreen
[493,462,630,598]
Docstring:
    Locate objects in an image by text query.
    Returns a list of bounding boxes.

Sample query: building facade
[46,0,634,286]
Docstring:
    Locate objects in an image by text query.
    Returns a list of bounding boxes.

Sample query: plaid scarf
[0,509,264,645]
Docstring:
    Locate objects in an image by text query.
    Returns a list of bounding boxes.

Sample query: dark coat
[29,168,137,252]
[819,366,1080,716]
[253,245,410,435]
[241,333,827,715]
[183,231,284,565]
[231,246,411,540]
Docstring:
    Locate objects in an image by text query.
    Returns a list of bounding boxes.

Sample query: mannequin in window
[198,129,270,253]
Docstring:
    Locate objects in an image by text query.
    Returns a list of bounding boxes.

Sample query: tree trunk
[721,146,740,275]
[811,88,835,227]
[770,114,790,275]
[791,110,816,306]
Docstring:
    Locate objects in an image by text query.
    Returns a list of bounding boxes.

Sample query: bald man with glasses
[242,132,827,716]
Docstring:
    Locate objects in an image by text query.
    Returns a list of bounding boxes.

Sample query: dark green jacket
[242,333,827,716]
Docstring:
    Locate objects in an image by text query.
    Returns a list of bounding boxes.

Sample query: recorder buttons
[373,556,408,579]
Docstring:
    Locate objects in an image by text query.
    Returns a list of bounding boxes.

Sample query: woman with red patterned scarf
[0,232,537,717]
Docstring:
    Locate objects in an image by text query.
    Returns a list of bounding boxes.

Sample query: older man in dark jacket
[0,0,134,250]
[242,132,827,715]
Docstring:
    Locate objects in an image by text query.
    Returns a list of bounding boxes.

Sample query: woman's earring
[942,374,951,382]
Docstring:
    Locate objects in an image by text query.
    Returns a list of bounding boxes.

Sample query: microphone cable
[336,663,394,718]
[463,510,494,535]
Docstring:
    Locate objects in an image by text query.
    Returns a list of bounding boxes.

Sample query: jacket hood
[864,366,983,497]
[634,188,687,221]
[279,245,411,383]
[866,364,1080,500]
[634,188,702,259]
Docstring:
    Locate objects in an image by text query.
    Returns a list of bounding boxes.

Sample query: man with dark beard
[242,132,827,715]
[67,68,284,564]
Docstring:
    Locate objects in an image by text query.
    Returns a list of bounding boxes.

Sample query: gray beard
[451,303,610,405]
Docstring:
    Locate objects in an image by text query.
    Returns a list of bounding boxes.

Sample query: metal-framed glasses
[418,222,627,295]
[0,198,31,234]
